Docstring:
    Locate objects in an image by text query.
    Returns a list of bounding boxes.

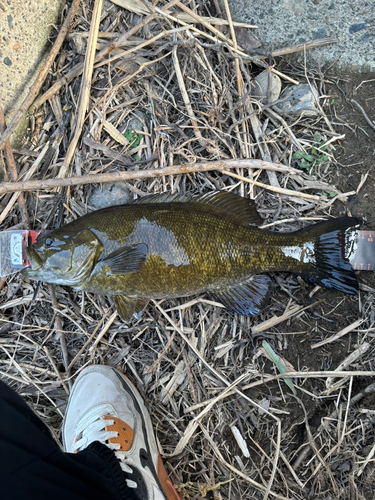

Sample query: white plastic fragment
[230,425,250,458]
[258,398,270,416]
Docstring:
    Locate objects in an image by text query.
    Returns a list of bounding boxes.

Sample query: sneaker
[63,365,181,500]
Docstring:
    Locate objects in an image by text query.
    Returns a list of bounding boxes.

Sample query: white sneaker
[63,365,181,500]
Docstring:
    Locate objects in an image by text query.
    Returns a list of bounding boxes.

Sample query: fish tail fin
[299,217,359,295]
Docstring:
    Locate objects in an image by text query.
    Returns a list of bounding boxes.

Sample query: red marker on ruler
[0,230,38,277]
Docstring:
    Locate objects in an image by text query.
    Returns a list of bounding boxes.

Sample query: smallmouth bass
[22,192,359,321]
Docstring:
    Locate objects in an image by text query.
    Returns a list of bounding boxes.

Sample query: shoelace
[74,410,137,489]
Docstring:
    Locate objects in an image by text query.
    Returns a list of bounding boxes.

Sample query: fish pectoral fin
[210,275,272,316]
[102,243,147,276]
[113,295,149,322]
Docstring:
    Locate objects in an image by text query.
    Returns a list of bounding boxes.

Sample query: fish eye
[45,238,52,246]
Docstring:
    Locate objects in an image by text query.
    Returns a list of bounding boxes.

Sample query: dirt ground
[256,71,375,499]
[277,72,375,388]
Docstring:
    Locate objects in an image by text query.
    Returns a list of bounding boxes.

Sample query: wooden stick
[0,158,299,195]
[58,0,103,179]
[185,370,375,414]
[270,36,337,59]
[177,1,236,47]
[0,110,29,226]
[0,0,81,151]
[48,284,72,391]
[154,6,299,86]
[351,99,375,130]
[94,25,189,70]
[326,342,370,389]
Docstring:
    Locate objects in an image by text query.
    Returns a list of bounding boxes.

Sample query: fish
[22,191,359,321]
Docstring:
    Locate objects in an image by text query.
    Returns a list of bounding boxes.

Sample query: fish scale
[85,203,258,296]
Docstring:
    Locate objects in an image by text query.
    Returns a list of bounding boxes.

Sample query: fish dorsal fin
[101,243,147,276]
[132,191,263,226]
[193,192,263,226]
[210,275,272,316]
[131,193,191,204]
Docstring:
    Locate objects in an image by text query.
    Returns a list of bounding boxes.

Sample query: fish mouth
[26,246,42,271]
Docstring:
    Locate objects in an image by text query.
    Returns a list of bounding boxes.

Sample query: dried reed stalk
[58,0,104,178]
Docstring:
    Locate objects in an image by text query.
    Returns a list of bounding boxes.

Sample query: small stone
[88,182,131,210]
[251,70,281,104]
[70,34,86,55]
[278,83,320,116]
[125,112,145,133]
[3,56,12,66]
[349,23,366,34]
[235,27,262,52]
[312,28,327,39]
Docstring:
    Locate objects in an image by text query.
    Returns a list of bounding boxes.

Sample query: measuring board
[350,230,375,271]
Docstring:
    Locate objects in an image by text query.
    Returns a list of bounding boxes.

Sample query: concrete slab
[226,0,375,72]
[0,0,64,126]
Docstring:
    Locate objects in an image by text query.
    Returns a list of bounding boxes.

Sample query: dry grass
[1,1,375,499]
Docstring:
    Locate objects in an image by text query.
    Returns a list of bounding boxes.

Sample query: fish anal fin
[102,243,147,276]
[113,295,137,322]
[134,297,149,320]
[210,275,272,316]
[113,295,149,322]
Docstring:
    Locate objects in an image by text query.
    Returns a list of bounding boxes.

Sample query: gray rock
[70,35,86,56]
[251,70,282,104]
[235,27,262,52]
[120,111,146,134]
[89,182,131,209]
[0,0,65,143]
[277,84,320,116]
[225,0,375,72]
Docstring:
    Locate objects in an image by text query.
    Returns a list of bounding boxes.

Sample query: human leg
[63,365,181,500]
[0,378,129,500]
[0,365,181,500]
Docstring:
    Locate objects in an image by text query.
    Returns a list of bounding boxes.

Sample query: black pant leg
[0,380,138,500]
